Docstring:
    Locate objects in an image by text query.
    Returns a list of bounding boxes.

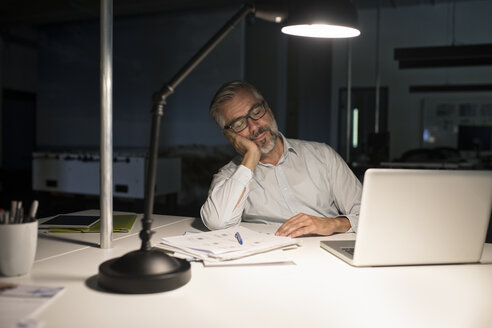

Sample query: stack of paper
[0,283,64,328]
[158,226,299,262]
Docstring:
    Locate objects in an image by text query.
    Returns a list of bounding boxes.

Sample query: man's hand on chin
[223,129,260,171]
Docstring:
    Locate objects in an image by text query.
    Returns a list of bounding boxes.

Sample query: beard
[249,119,280,155]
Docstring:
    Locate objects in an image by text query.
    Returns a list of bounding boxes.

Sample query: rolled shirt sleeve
[328,147,362,233]
[200,164,252,230]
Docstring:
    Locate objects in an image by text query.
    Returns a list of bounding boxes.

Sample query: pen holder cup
[0,220,38,276]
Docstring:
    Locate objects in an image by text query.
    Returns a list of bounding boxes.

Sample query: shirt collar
[280,133,298,157]
[257,133,298,167]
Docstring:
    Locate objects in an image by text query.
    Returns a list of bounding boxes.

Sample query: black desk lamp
[98,1,360,294]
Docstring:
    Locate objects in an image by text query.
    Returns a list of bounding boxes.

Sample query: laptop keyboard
[342,247,355,256]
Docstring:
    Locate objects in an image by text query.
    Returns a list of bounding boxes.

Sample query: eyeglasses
[224,101,267,133]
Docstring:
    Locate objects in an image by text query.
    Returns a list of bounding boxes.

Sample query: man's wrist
[334,216,351,233]
[241,148,260,172]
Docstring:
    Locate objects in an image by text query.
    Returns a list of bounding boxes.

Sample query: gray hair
[209,80,264,127]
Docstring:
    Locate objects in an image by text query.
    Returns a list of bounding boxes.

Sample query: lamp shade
[281,0,360,38]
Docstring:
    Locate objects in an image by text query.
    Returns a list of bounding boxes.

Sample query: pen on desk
[16,202,23,223]
[0,200,39,224]
[28,200,39,222]
[10,201,17,224]
[16,208,24,224]
[3,211,10,224]
[235,232,243,245]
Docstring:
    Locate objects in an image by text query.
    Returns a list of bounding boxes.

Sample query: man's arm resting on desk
[201,130,260,230]
[200,165,253,230]
[275,214,351,238]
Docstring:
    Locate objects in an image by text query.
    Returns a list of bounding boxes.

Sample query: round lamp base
[98,249,191,294]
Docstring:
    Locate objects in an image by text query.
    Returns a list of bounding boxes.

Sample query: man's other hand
[275,213,351,238]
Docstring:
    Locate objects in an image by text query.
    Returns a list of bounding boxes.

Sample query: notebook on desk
[320,168,492,267]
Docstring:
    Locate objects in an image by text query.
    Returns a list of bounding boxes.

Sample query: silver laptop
[321,168,492,266]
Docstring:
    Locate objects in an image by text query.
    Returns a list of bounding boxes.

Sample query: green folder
[48,214,137,233]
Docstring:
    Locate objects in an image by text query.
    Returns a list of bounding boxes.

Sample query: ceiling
[0,0,476,27]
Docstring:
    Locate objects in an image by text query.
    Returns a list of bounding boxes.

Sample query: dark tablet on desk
[39,215,100,228]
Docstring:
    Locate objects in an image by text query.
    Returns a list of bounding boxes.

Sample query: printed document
[158,226,299,261]
[0,283,64,328]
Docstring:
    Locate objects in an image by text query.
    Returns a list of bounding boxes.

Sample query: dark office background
[0,0,491,241]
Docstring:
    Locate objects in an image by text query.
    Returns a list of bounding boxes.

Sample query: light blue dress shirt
[200,135,362,233]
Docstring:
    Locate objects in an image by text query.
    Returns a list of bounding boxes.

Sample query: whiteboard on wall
[422,97,492,148]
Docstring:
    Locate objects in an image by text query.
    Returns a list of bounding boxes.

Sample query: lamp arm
[140,3,256,251]
[154,3,256,105]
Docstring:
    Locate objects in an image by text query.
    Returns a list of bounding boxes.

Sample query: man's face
[220,89,279,154]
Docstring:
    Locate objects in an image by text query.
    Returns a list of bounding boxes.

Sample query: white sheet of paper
[160,226,298,261]
[202,248,298,267]
[0,283,64,328]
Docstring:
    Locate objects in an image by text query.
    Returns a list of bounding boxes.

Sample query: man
[200,80,362,238]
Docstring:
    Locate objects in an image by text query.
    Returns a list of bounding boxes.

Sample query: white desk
[1,211,492,328]
[34,210,188,261]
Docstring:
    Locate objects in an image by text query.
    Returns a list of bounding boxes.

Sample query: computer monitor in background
[458,125,492,152]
